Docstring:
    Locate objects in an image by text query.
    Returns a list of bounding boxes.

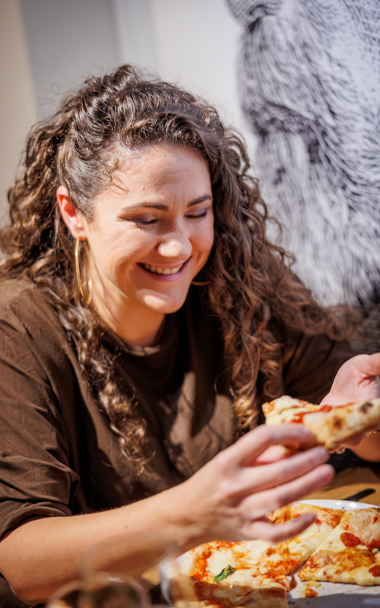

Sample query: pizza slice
[298,507,380,585]
[266,503,343,574]
[178,539,290,608]
[263,395,380,450]
[177,504,343,608]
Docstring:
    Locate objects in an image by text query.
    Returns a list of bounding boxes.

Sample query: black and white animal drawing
[227,0,380,351]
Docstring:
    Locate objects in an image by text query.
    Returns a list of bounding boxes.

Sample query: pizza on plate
[266,502,343,574]
[262,395,380,450]
[178,503,342,608]
[176,505,380,608]
[178,538,290,608]
[299,507,380,585]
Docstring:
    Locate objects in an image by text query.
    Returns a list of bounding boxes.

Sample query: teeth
[142,263,184,275]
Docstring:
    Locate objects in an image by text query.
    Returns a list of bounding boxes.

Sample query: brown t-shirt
[0,279,354,540]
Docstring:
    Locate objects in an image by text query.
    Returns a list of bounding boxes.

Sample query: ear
[56,186,88,239]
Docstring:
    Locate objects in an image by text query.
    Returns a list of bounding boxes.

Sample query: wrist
[155,481,209,551]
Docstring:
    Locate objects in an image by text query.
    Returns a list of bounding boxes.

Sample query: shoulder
[0,277,62,334]
[0,278,75,384]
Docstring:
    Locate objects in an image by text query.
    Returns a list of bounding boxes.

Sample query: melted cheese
[264,504,343,575]
[263,396,319,425]
[299,514,380,586]
[180,539,289,607]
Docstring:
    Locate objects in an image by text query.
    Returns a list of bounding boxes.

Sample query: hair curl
[0,64,352,464]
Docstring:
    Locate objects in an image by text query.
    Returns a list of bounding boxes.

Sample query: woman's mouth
[140,262,186,275]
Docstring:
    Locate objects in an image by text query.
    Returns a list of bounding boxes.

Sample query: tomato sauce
[214,541,235,550]
[290,412,309,423]
[340,532,361,547]
[305,587,318,597]
[290,404,336,423]
[320,403,349,411]
[369,564,380,577]
[282,505,291,522]
[369,539,380,549]
[263,568,284,580]
[341,532,380,551]
[192,548,212,581]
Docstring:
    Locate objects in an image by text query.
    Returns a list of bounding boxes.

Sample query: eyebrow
[120,194,213,213]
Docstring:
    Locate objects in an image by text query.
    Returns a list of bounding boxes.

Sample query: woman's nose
[157,231,192,259]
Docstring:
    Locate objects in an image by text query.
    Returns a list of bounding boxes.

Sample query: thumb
[356,353,380,377]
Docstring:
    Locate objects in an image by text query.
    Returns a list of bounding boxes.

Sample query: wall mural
[227,0,380,352]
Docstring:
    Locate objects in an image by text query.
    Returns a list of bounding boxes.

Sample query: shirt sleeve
[282,332,355,404]
[0,317,79,540]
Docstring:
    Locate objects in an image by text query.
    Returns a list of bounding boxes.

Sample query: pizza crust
[177,505,343,608]
[263,395,380,450]
[302,399,380,450]
[349,507,380,545]
[178,540,289,608]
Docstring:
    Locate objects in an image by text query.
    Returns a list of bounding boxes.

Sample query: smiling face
[73,144,214,342]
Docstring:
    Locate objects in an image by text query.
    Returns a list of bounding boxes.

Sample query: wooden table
[306,464,380,505]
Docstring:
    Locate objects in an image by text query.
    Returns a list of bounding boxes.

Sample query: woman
[0,65,379,605]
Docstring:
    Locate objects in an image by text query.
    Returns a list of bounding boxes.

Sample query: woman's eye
[127,217,157,226]
[186,210,208,220]
[138,219,157,225]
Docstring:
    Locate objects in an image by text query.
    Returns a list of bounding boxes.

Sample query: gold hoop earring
[75,238,93,305]
[191,280,210,286]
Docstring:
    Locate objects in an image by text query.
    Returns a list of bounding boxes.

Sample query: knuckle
[213,449,231,474]
[271,493,290,512]
[256,424,274,440]
[217,480,237,502]
[264,526,283,544]
[268,469,285,486]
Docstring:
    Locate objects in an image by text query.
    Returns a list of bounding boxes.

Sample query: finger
[241,463,334,520]
[222,424,314,469]
[224,446,329,502]
[246,512,316,544]
[250,446,329,494]
[356,353,380,378]
[255,445,289,464]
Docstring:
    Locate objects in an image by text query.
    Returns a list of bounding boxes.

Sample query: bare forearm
[0,483,199,605]
[0,425,333,605]
[350,432,380,461]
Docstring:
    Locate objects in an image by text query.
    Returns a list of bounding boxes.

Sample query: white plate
[289,499,380,606]
[298,498,377,510]
[159,499,380,606]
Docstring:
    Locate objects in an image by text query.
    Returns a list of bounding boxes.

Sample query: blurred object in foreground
[159,548,195,608]
[47,529,177,608]
[46,574,148,608]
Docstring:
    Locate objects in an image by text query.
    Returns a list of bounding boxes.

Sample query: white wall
[111,0,249,140]
[0,0,36,220]
[20,0,119,117]
[1,0,252,223]
[19,0,247,134]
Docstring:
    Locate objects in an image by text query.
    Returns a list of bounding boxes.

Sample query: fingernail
[298,428,313,439]
[313,446,328,461]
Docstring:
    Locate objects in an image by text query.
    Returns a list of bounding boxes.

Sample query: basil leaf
[214,565,236,582]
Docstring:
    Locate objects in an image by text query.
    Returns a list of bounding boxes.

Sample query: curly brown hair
[0,64,350,464]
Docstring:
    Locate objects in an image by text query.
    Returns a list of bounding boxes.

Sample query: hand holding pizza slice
[263,353,380,453]
[263,395,380,451]
[322,353,380,408]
